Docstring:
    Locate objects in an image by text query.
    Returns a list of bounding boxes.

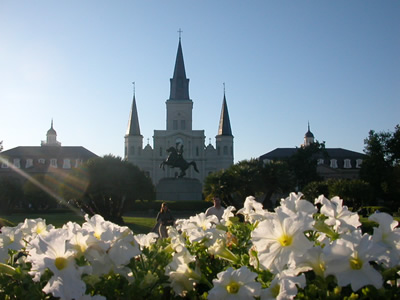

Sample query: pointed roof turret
[42,119,61,146]
[217,89,232,136]
[305,122,314,138]
[169,36,190,100]
[126,83,141,136]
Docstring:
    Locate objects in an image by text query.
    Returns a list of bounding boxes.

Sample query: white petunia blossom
[369,212,400,267]
[21,218,54,240]
[165,249,201,297]
[134,232,159,249]
[260,270,306,300]
[251,209,313,273]
[323,229,384,291]
[208,266,261,300]
[237,196,268,223]
[27,227,87,300]
[276,193,316,229]
[220,206,236,226]
[0,224,25,263]
[315,195,361,234]
[294,246,326,277]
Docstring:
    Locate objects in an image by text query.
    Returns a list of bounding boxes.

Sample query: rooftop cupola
[303,122,315,147]
[42,119,61,146]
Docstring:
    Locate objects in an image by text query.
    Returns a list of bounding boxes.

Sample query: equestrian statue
[160,144,199,178]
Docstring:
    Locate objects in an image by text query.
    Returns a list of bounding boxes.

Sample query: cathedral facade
[124,38,234,186]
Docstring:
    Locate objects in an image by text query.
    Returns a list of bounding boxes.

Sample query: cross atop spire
[132,81,135,97]
[178,28,183,40]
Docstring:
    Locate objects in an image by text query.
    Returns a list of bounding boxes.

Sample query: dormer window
[344,159,352,168]
[317,158,324,165]
[1,160,9,168]
[74,159,83,168]
[25,159,33,168]
[330,159,338,168]
[39,158,46,164]
[356,159,363,168]
[13,158,21,168]
[50,158,58,168]
[63,159,71,169]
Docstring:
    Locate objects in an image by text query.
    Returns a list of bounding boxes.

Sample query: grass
[0,212,158,234]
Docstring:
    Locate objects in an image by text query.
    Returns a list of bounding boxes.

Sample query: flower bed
[0,193,399,299]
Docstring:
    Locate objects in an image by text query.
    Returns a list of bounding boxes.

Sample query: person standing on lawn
[205,196,225,220]
[156,202,175,238]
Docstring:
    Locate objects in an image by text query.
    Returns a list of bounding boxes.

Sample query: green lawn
[0,212,157,234]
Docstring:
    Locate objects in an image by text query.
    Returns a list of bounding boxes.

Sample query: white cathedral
[124,37,234,188]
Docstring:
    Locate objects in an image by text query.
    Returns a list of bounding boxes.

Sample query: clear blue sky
[1,1,399,163]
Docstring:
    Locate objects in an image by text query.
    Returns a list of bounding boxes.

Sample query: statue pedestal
[156,178,202,201]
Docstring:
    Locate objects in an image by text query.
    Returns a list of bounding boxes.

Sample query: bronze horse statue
[160,146,199,178]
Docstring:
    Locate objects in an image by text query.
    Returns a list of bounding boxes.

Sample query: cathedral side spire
[169,35,190,100]
[126,82,141,136]
[217,89,232,136]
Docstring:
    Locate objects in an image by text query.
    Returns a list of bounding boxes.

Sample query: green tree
[360,125,400,206]
[303,179,373,211]
[62,155,155,224]
[23,174,59,210]
[0,177,23,214]
[203,159,295,209]
[286,141,327,191]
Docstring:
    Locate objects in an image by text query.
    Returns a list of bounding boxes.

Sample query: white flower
[251,210,313,273]
[0,224,24,263]
[278,192,316,216]
[315,196,361,234]
[294,246,325,277]
[165,250,201,297]
[237,196,268,223]
[323,229,383,291]
[220,206,236,226]
[208,266,261,300]
[369,212,400,267]
[27,228,87,300]
[134,232,159,249]
[260,270,306,300]
[208,238,238,263]
[176,213,223,244]
[21,218,54,240]
[107,228,141,266]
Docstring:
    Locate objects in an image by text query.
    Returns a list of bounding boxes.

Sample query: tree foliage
[286,141,327,191]
[203,159,295,209]
[0,177,23,214]
[360,124,400,206]
[303,179,373,210]
[62,155,155,224]
[23,174,59,211]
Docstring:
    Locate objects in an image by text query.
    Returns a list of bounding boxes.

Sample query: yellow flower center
[54,257,68,270]
[36,226,44,234]
[271,284,280,297]
[349,256,363,270]
[94,232,101,240]
[226,282,240,294]
[278,234,293,247]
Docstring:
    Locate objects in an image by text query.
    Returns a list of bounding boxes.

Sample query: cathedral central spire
[169,36,190,100]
